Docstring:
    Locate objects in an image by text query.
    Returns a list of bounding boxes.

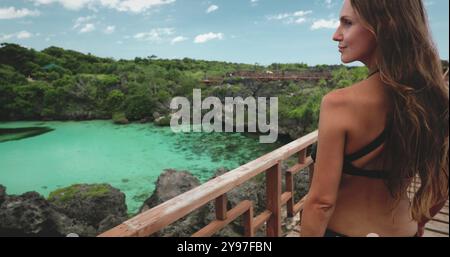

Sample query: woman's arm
[300,91,348,237]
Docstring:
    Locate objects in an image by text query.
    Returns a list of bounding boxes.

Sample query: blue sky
[0,0,448,65]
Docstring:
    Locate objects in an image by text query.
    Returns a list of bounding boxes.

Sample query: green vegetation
[0,42,370,135]
[154,115,171,126]
[0,43,258,121]
[5,43,443,137]
[112,112,128,124]
[48,184,111,203]
[276,66,370,133]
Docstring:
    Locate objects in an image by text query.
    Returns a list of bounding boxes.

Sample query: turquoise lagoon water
[0,120,282,214]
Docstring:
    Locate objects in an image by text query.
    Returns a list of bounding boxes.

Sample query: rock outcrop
[0,191,59,236]
[140,169,201,212]
[48,184,128,234]
[139,169,208,237]
[0,160,310,237]
[154,115,171,126]
[0,184,128,237]
[0,185,5,205]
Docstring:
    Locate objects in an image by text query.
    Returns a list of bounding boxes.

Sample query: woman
[300,0,449,237]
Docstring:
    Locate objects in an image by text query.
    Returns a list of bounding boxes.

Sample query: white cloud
[0,7,40,19]
[104,25,115,34]
[206,5,218,14]
[100,0,120,7]
[0,34,14,41]
[0,30,33,41]
[194,32,223,43]
[134,28,175,42]
[293,10,313,17]
[73,15,96,29]
[295,17,306,24]
[268,13,289,20]
[311,19,339,30]
[315,0,336,9]
[324,0,335,8]
[17,31,33,39]
[30,0,92,10]
[267,10,312,24]
[28,0,175,13]
[171,36,187,45]
[114,0,175,13]
[80,23,95,33]
[250,0,259,6]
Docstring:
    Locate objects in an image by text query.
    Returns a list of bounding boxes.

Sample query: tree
[0,43,36,76]
[125,94,154,120]
[0,64,26,84]
[106,89,125,112]
[0,83,15,119]
[11,82,52,119]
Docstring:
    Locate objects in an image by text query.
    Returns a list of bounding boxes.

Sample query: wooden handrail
[99,130,318,237]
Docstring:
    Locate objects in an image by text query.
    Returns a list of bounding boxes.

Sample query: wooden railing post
[298,149,306,163]
[266,161,281,237]
[215,194,227,220]
[308,164,314,188]
[243,204,254,237]
[286,149,307,217]
[286,171,294,217]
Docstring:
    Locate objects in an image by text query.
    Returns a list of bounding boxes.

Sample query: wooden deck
[99,130,449,237]
[422,200,449,237]
[407,180,449,237]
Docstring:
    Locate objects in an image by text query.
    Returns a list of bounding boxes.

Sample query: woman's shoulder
[323,78,384,108]
[320,88,354,124]
[319,88,354,134]
[321,86,355,108]
[321,80,381,120]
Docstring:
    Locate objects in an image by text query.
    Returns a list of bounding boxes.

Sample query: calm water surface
[0,120,282,213]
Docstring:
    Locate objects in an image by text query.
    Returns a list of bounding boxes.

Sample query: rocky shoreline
[0,183,128,237]
[2,77,323,141]
[0,164,310,237]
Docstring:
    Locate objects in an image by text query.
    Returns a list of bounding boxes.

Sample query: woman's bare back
[326,75,418,236]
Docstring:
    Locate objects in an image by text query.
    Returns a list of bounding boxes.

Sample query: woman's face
[333,0,377,66]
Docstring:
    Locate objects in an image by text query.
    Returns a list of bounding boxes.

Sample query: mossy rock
[112,112,129,124]
[154,115,171,126]
[48,184,111,203]
[47,184,127,227]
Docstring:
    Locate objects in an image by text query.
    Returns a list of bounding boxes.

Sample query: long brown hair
[350,0,449,223]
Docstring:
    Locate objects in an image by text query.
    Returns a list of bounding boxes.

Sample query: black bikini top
[311,128,389,179]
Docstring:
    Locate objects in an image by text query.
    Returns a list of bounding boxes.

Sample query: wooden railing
[201,76,331,85]
[99,130,318,237]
